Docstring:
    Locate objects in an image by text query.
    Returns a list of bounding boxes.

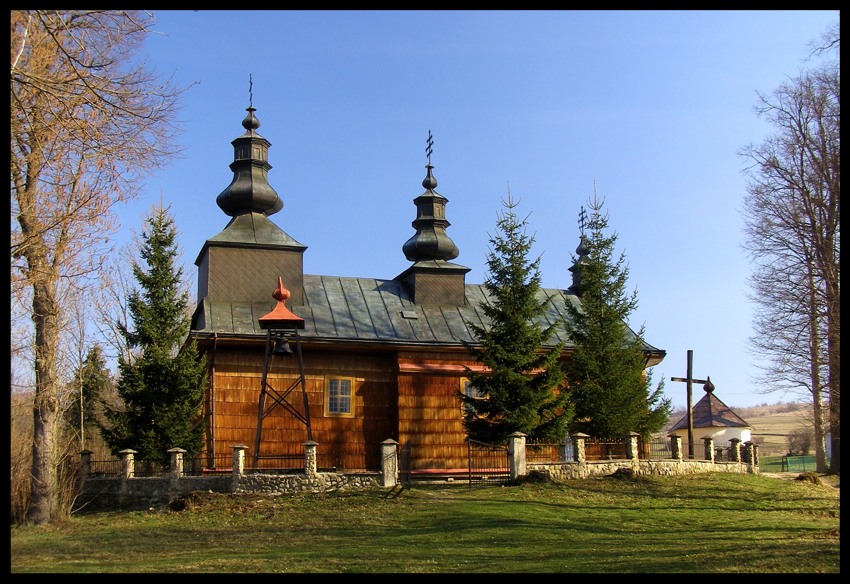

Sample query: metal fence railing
[525,440,573,462]
[85,447,348,478]
[87,457,122,477]
[467,439,510,487]
[642,438,671,460]
[584,438,629,460]
[183,452,234,475]
[131,459,170,477]
[525,437,673,462]
[781,455,817,472]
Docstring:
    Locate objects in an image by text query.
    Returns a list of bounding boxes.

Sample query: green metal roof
[191,273,664,360]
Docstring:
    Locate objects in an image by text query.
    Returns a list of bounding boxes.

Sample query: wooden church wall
[396,351,480,470]
[204,348,397,471]
[204,346,550,472]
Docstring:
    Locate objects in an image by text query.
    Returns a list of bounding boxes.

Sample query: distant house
[187,105,666,472]
[668,380,753,457]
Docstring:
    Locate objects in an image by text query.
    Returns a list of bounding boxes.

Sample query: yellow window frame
[324,376,355,418]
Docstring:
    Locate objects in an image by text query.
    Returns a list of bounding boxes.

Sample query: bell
[272,337,293,356]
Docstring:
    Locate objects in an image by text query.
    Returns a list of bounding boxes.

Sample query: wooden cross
[670,349,708,459]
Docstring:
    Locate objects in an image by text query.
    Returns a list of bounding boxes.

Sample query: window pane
[328,378,351,414]
[462,379,484,413]
[464,379,484,399]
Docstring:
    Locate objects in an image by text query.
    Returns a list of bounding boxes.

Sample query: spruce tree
[461,192,573,445]
[101,205,207,464]
[565,192,671,439]
[65,344,112,448]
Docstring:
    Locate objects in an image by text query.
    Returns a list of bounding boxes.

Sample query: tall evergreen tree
[101,205,207,464]
[565,192,670,439]
[65,344,112,449]
[461,192,573,445]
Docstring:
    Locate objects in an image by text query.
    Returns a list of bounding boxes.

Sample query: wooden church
[188,105,667,472]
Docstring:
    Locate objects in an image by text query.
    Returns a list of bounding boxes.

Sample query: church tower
[194,104,307,306]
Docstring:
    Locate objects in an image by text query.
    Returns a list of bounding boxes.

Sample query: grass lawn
[10,471,839,573]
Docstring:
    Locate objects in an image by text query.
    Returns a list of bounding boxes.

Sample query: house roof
[669,385,752,430]
[190,274,666,363]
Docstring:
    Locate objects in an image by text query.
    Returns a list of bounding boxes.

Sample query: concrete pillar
[730,438,742,462]
[670,434,682,460]
[168,448,186,479]
[508,432,527,480]
[703,436,715,462]
[231,444,247,476]
[231,444,248,492]
[626,432,640,462]
[571,433,589,463]
[119,449,136,479]
[745,441,759,473]
[380,439,399,487]
[118,449,136,497]
[304,440,318,478]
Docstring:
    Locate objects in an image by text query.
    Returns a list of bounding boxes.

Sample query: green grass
[759,455,786,473]
[10,472,839,573]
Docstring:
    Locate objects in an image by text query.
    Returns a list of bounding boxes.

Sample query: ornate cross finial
[426,130,434,164]
[578,206,588,235]
[249,73,253,108]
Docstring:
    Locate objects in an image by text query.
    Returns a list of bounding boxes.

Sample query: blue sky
[124,10,838,410]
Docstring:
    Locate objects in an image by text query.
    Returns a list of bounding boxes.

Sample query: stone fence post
[744,441,759,473]
[231,444,248,491]
[729,438,742,462]
[118,449,136,497]
[119,449,136,479]
[168,448,186,479]
[626,432,640,462]
[508,432,527,480]
[703,436,715,462]
[570,432,589,463]
[304,441,318,478]
[729,438,741,462]
[167,447,186,499]
[670,435,683,461]
[381,439,399,487]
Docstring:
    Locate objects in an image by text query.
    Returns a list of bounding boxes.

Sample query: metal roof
[191,273,665,360]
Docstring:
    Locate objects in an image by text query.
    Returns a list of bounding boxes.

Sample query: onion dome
[401,132,460,262]
[216,106,283,217]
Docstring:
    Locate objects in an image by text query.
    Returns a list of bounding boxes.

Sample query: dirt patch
[761,472,840,488]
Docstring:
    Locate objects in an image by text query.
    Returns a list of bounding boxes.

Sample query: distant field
[665,401,814,458]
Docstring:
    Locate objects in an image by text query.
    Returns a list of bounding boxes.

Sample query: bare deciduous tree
[11,10,189,524]
[739,22,839,474]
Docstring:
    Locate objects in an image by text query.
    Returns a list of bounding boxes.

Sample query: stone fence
[521,432,759,481]
[76,433,758,510]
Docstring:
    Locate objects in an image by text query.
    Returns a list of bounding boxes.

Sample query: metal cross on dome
[578,206,588,235]
[426,130,433,164]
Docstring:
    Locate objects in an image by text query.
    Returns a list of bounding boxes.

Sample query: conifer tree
[65,344,112,448]
[565,192,670,439]
[461,192,573,445]
[101,205,207,464]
